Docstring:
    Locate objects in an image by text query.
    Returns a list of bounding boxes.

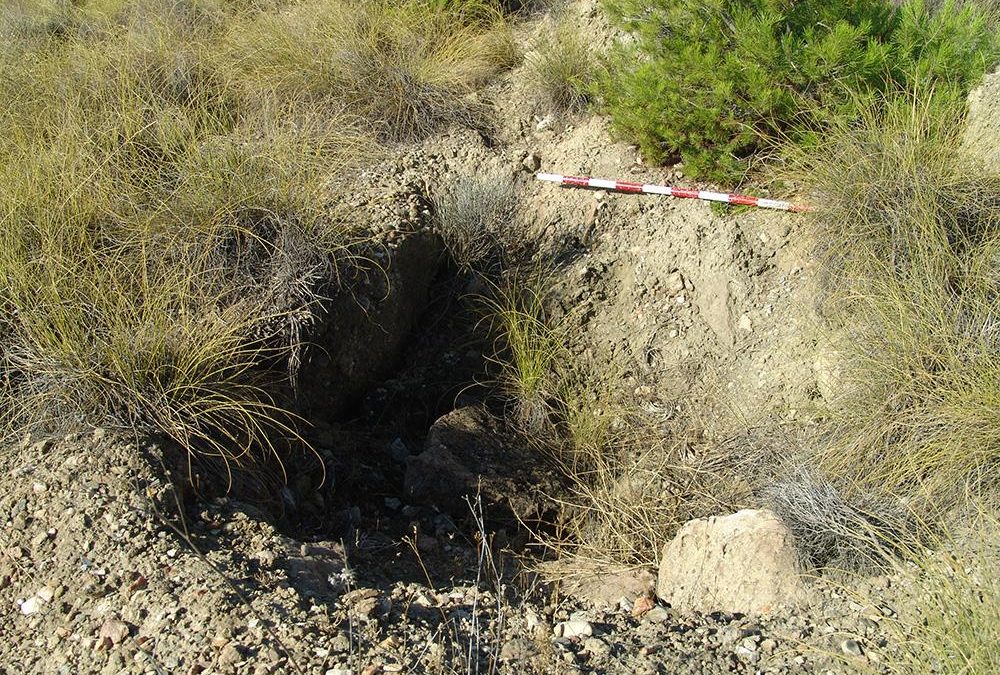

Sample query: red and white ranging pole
[536,173,811,213]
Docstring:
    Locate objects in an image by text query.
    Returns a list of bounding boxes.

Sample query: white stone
[657,509,810,615]
[554,620,593,639]
[20,597,43,615]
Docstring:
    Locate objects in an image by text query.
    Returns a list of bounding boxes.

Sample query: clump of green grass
[789,93,999,509]
[598,0,1000,182]
[480,274,564,433]
[525,15,596,113]
[221,0,519,141]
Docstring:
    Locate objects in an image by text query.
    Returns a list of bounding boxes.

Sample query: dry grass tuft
[479,273,564,434]
[220,0,519,141]
[525,14,596,113]
[481,276,754,567]
[789,92,1000,510]
[0,9,358,478]
[860,508,1000,675]
[764,465,922,571]
[432,173,520,273]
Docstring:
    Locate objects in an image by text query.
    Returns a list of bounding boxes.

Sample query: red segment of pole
[614,181,644,193]
[728,194,759,207]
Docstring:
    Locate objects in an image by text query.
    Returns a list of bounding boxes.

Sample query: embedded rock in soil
[560,567,658,610]
[403,442,477,512]
[284,540,349,600]
[404,405,560,524]
[695,274,734,348]
[657,509,810,615]
[298,230,444,420]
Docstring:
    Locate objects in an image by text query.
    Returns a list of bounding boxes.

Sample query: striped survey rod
[536,173,811,213]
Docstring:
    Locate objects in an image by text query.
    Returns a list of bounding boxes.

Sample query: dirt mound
[965,69,1000,164]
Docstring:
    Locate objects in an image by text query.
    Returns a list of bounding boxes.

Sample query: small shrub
[525,16,596,113]
[765,465,920,571]
[598,0,1000,182]
[433,174,520,272]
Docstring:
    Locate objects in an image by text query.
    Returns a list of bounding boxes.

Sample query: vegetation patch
[222,0,518,141]
[0,0,515,478]
[789,95,999,513]
[598,0,1000,182]
[432,173,520,273]
[525,14,597,114]
[860,510,1000,674]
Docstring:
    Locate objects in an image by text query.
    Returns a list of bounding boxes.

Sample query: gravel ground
[0,431,909,675]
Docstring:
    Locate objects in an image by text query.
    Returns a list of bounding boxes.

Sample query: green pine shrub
[598,0,1000,183]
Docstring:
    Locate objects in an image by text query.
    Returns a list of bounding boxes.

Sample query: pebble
[643,606,671,623]
[535,116,555,132]
[524,609,540,631]
[97,619,129,649]
[388,438,409,463]
[841,638,864,657]
[329,634,351,653]
[554,620,593,639]
[255,550,277,569]
[19,596,43,615]
[218,643,243,666]
[521,153,542,172]
[582,637,610,657]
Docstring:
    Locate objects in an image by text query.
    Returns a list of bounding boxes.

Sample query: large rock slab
[657,509,809,615]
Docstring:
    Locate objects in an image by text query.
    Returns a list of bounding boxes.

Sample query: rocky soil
[0,431,898,675]
[2,2,997,674]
